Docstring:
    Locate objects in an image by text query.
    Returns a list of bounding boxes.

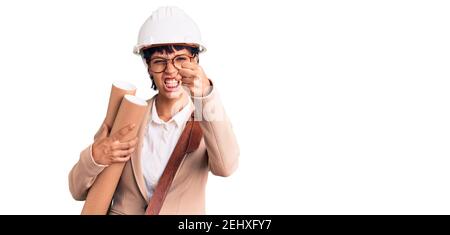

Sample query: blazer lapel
[130,96,156,201]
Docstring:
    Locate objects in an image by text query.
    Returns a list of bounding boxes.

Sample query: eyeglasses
[148,54,195,73]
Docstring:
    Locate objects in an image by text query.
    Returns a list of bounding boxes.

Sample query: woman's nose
[164,61,178,74]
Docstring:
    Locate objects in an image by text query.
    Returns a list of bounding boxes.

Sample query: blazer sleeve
[192,85,240,177]
[68,144,107,201]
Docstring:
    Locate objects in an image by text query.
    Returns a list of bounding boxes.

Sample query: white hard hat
[133,6,206,55]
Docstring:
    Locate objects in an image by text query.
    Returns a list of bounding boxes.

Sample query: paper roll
[82,94,148,215]
[104,81,137,129]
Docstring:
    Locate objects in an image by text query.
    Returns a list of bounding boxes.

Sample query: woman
[69,6,239,215]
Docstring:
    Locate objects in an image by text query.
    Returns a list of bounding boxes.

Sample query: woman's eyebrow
[151,53,188,60]
[150,56,167,60]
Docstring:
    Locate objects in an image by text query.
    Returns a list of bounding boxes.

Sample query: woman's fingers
[112,154,132,163]
[111,147,136,158]
[111,137,138,150]
[178,68,197,78]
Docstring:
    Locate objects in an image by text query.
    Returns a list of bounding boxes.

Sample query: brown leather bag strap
[145,114,203,215]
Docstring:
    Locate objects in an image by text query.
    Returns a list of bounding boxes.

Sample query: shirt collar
[151,97,194,127]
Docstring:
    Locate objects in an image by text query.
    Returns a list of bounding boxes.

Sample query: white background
[0,0,449,214]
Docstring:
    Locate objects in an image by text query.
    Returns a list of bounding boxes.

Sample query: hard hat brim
[134,43,206,55]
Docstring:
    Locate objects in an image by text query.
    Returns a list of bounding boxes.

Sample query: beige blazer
[69,89,239,215]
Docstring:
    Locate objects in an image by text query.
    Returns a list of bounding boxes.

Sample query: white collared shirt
[141,98,194,200]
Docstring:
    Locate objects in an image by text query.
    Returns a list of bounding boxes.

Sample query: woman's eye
[175,57,188,62]
[152,60,165,64]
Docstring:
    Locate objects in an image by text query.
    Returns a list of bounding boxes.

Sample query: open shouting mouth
[163,78,181,92]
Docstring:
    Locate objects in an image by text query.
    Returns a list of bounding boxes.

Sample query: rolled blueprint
[104,81,137,128]
[82,94,148,215]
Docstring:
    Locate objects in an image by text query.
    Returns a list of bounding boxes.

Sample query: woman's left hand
[179,62,212,97]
